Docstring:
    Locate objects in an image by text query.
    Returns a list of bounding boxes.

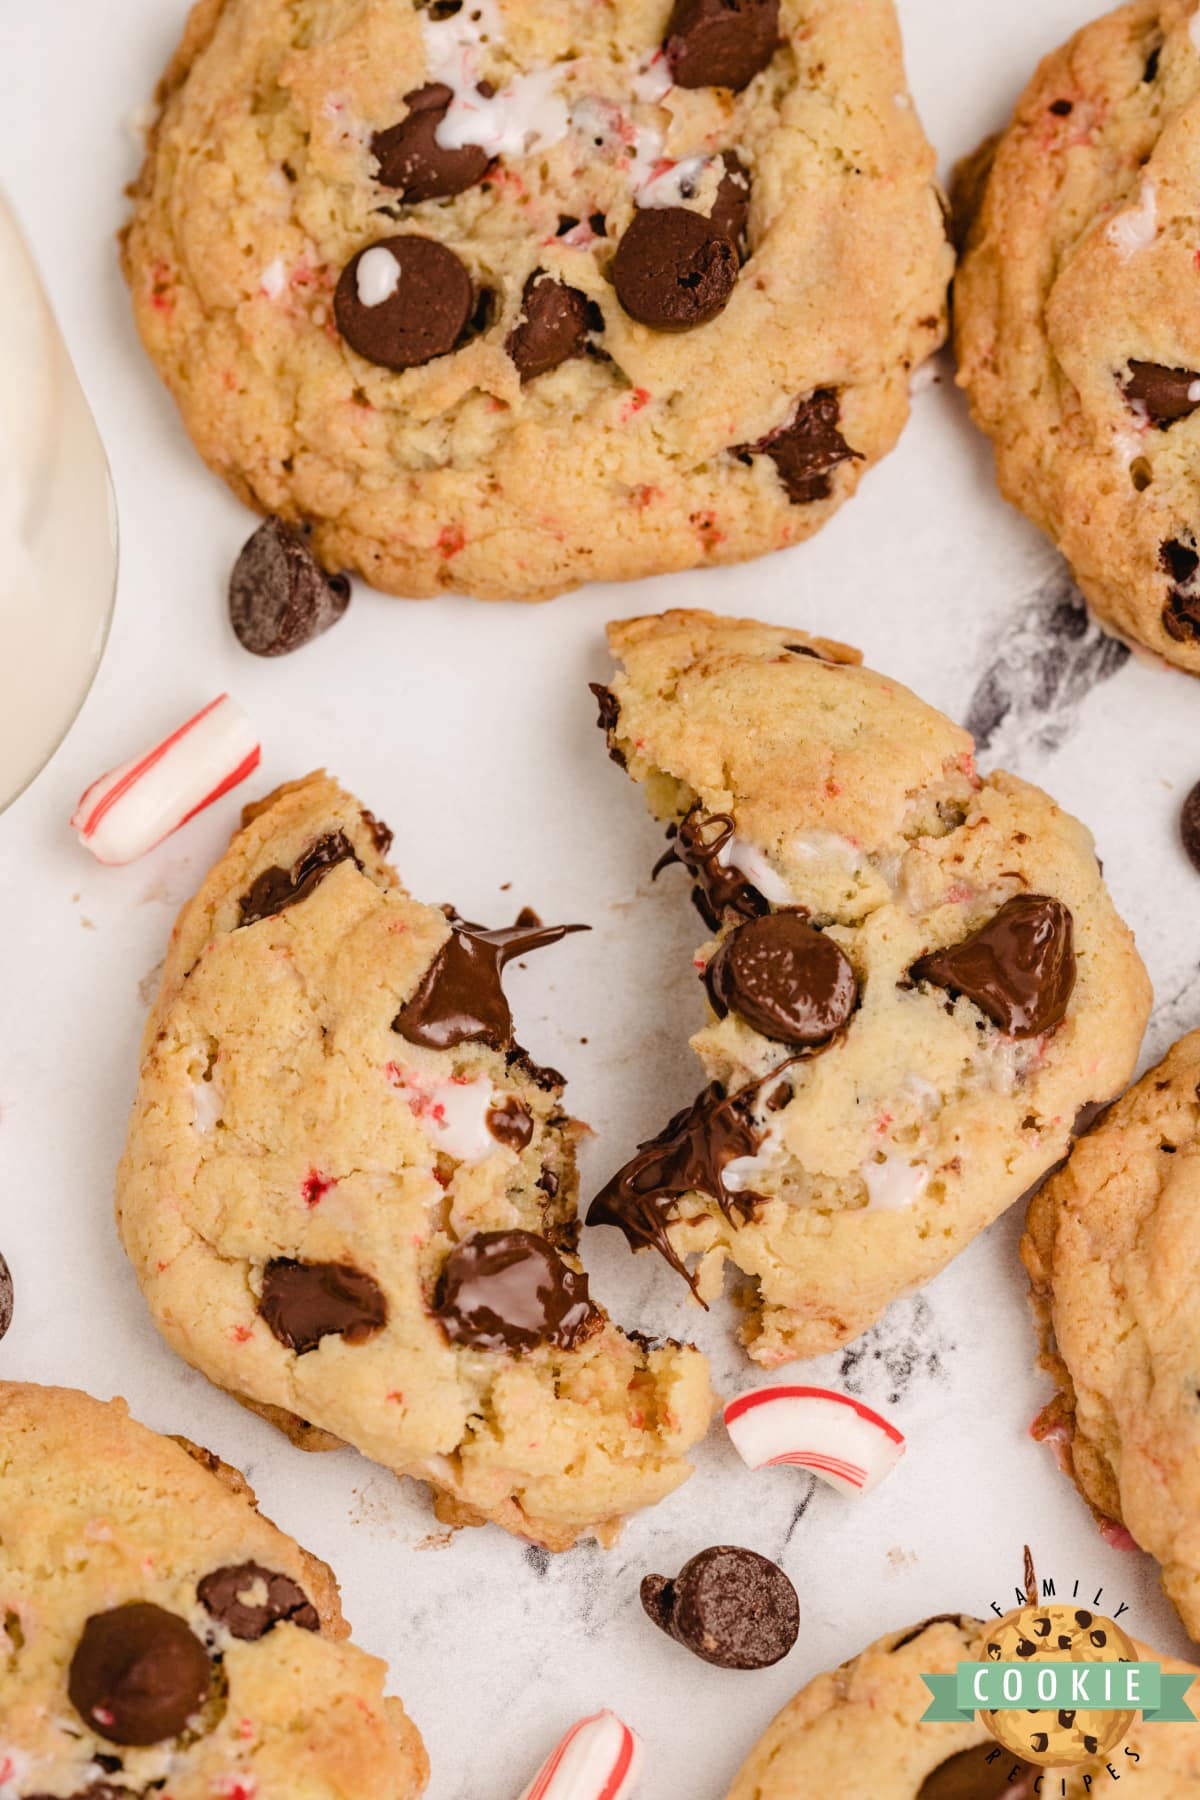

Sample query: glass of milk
[0,195,117,813]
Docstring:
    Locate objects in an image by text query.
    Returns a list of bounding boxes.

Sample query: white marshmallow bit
[421,0,569,158]
[356,245,402,307]
[191,1074,223,1134]
[631,52,673,103]
[717,835,794,905]
[1107,179,1157,259]
[724,1385,905,1498]
[861,1153,930,1213]
[517,1710,643,1800]
[71,696,260,866]
[392,1067,501,1164]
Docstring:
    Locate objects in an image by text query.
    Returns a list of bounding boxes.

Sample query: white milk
[0,199,117,811]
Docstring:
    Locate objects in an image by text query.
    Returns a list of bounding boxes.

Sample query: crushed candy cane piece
[72,695,259,865]
[724,1385,905,1498]
[517,1709,642,1800]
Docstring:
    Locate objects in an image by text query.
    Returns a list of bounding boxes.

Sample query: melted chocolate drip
[588,681,627,768]
[434,1229,602,1352]
[588,1064,796,1295]
[889,1613,970,1652]
[238,832,360,926]
[704,910,857,1045]
[653,809,770,933]
[909,895,1076,1038]
[393,911,589,1051]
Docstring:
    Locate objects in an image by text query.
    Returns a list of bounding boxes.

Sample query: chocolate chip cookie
[722,1614,1198,1798]
[116,773,714,1550]
[588,610,1151,1363]
[1023,1029,1200,1642]
[0,1382,427,1797]
[120,0,951,601]
[955,0,1200,674]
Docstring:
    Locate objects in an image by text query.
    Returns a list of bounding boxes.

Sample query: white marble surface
[2,2,1199,1794]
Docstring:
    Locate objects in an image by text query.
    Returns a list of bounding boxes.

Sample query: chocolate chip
[640,1546,798,1669]
[917,1748,1039,1800]
[238,831,360,927]
[1182,780,1200,872]
[507,272,593,380]
[335,236,473,370]
[664,0,780,91]
[737,388,860,503]
[612,207,738,331]
[393,912,588,1051]
[434,1229,602,1352]
[710,151,751,257]
[197,1562,319,1640]
[1121,360,1200,426]
[1161,537,1200,641]
[360,808,394,856]
[653,809,769,933]
[371,84,490,201]
[909,894,1076,1038]
[0,1252,11,1342]
[228,518,352,659]
[705,911,857,1045]
[486,1095,535,1149]
[68,1603,211,1746]
[259,1259,388,1354]
[1049,97,1074,115]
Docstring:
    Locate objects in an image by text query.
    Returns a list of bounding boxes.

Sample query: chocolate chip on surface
[909,894,1076,1038]
[1182,780,1200,872]
[0,1252,11,1341]
[704,911,857,1045]
[434,1229,602,1353]
[664,0,780,91]
[68,1603,212,1746]
[258,1259,388,1354]
[738,388,860,503]
[238,831,360,926]
[640,1546,798,1669]
[1121,360,1200,427]
[371,83,490,201]
[229,517,351,657]
[334,236,473,370]
[612,207,738,330]
[486,1095,535,1149]
[507,272,594,380]
[916,1746,1039,1799]
[198,1561,319,1640]
[393,912,588,1051]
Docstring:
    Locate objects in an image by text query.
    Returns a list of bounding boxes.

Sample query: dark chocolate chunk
[371,83,490,201]
[238,831,360,927]
[486,1095,535,1149]
[664,0,780,91]
[737,388,860,503]
[197,1561,319,1640]
[705,911,857,1045]
[67,1603,211,1746]
[909,894,1075,1038]
[393,912,588,1052]
[259,1259,388,1354]
[434,1229,602,1353]
[0,1251,11,1342]
[589,1063,796,1293]
[507,272,593,380]
[1182,780,1200,872]
[710,151,752,257]
[229,517,351,658]
[916,1746,1039,1799]
[1161,537,1200,641]
[335,236,473,370]
[640,1546,798,1669]
[1122,360,1200,426]
[588,681,627,768]
[612,207,738,331]
[652,809,769,933]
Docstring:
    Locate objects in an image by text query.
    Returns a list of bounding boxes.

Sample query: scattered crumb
[413,1528,457,1552]
[887,1546,917,1574]
[500,881,512,891]
[80,917,96,931]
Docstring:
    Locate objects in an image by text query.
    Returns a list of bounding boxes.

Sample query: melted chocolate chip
[641,1546,798,1669]
[710,151,752,257]
[588,1064,795,1293]
[360,808,394,856]
[588,681,627,767]
[434,1229,601,1352]
[653,810,769,933]
[1161,537,1200,641]
[486,1095,535,1149]
[909,894,1076,1038]
[238,832,360,927]
[371,83,490,201]
[229,518,351,657]
[918,1747,1039,1800]
[612,207,738,331]
[0,1251,11,1342]
[68,1603,211,1746]
[664,0,780,91]
[197,1562,319,1640]
[259,1259,388,1354]
[1122,360,1200,426]
[335,236,474,370]
[705,911,857,1045]
[393,912,588,1051]
[738,388,860,503]
[507,271,594,380]
[1182,780,1200,872]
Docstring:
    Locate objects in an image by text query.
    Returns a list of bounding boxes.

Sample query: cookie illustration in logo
[979,1600,1137,1766]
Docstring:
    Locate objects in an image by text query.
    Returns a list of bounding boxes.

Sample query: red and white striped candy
[71,695,260,865]
[517,1710,642,1800]
[724,1385,905,1499]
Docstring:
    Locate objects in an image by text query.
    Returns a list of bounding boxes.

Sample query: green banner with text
[921,1663,1196,1725]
